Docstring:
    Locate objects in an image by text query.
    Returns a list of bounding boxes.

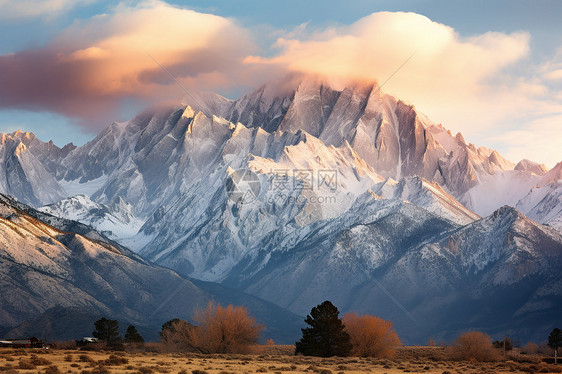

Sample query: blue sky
[0,0,561,166]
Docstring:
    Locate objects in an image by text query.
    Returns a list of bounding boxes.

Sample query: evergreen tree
[124,325,144,344]
[549,328,561,350]
[295,300,352,357]
[93,318,121,345]
[549,328,561,364]
[493,338,513,351]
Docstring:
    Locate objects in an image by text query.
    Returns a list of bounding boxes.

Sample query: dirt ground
[0,346,560,374]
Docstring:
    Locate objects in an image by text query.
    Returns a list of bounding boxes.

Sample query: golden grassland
[0,346,560,374]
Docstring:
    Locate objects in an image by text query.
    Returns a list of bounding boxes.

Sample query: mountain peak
[12,129,36,140]
[490,205,525,224]
[454,132,466,145]
[182,105,196,119]
[515,158,548,175]
[540,161,562,186]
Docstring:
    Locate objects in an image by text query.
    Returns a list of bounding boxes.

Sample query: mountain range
[0,75,561,344]
[0,193,302,342]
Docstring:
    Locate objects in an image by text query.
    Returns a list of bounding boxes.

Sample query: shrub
[448,331,499,361]
[539,342,554,355]
[79,342,106,351]
[52,340,77,349]
[521,342,539,355]
[160,319,196,352]
[31,354,53,366]
[103,354,129,365]
[342,313,401,358]
[79,354,93,362]
[81,366,111,374]
[44,365,62,374]
[18,359,36,369]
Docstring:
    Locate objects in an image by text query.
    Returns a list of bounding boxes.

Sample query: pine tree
[549,328,561,364]
[124,325,144,344]
[295,300,352,357]
[92,318,121,345]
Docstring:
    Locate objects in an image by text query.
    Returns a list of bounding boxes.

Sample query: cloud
[0,6,560,166]
[248,12,531,126]
[0,0,95,19]
[494,114,562,169]
[0,0,256,129]
[247,12,562,166]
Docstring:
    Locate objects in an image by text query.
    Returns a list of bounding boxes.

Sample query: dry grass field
[0,346,560,374]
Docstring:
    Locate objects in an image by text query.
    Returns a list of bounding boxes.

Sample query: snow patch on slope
[59,176,108,197]
[39,194,144,242]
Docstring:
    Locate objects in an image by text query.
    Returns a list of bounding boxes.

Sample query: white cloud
[0,0,95,19]
[544,69,562,80]
[494,115,562,169]
[0,5,560,166]
[247,11,561,166]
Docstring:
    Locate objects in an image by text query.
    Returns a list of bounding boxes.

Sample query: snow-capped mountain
[372,205,562,342]
[3,77,558,227]
[516,162,562,232]
[0,75,560,343]
[369,176,479,225]
[221,200,562,342]
[0,193,302,342]
[0,132,67,205]
[220,77,519,201]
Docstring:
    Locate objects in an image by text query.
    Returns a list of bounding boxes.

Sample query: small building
[76,337,99,347]
[0,337,44,348]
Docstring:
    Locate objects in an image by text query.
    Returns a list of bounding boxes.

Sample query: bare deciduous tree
[342,313,401,358]
[448,331,499,361]
[161,303,263,353]
[191,302,263,353]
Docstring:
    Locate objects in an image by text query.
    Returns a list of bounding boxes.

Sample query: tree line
[89,318,144,350]
[90,300,562,361]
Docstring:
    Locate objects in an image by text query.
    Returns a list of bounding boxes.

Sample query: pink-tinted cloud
[246,12,532,129]
[0,1,256,129]
[1,4,560,167]
[246,12,562,166]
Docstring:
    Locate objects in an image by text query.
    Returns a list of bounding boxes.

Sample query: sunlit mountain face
[0,76,560,344]
[0,1,561,347]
